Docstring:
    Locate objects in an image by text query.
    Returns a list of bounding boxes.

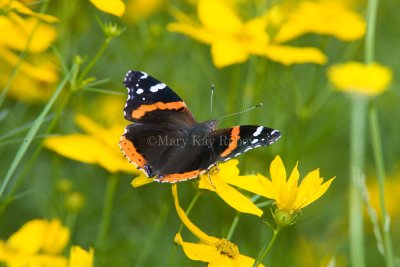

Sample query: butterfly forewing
[123,71,196,125]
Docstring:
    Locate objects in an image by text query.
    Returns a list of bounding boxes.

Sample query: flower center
[216,239,239,258]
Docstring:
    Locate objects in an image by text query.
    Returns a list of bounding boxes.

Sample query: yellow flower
[368,176,400,219]
[0,0,58,23]
[124,0,166,23]
[132,160,268,217]
[327,61,393,96]
[168,0,326,67]
[0,1,58,103]
[0,53,59,103]
[89,0,126,17]
[0,219,69,267]
[260,155,334,214]
[273,0,366,43]
[172,184,264,267]
[69,246,94,267]
[44,114,140,174]
[168,0,269,68]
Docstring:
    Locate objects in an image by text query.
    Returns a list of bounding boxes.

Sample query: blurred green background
[1,0,400,266]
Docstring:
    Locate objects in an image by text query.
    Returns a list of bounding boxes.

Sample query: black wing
[209,126,281,161]
[123,70,196,126]
[120,123,215,182]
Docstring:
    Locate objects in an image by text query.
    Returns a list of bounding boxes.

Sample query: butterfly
[119,71,281,183]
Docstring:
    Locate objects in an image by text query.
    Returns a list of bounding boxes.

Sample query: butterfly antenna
[210,84,215,118]
[217,103,263,123]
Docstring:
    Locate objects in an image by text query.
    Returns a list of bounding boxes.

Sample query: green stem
[0,73,70,199]
[364,0,394,265]
[135,203,170,267]
[0,0,51,108]
[365,0,378,64]
[253,227,281,267]
[349,95,367,267]
[96,173,118,250]
[0,83,72,215]
[369,105,395,267]
[167,190,202,267]
[77,36,112,86]
[226,212,241,240]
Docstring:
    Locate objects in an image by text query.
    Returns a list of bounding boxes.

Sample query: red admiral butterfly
[119,71,281,183]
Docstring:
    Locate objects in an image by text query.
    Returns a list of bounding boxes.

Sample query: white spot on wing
[140,72,148,79]
[253,126,264,137]
[136,88,144,94]
[251,139,258,144]
[150,83,166,92]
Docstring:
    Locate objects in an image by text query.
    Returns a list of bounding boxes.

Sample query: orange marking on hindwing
[220,126,240,157]
[119,136,146,168]
[132,101,187,119]
[158,170,202,183]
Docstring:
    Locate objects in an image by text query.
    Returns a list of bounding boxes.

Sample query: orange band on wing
[158,170,202,183]
[132,101,187,119]
[220,126,240,157]
[119,136,147,168]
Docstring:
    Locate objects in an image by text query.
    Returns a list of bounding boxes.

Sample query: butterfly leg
[206,170,216,189]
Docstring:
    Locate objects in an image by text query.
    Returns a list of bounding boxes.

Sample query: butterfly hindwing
[123,71,196,126]
[209,126,281,161]
[120,122,216,183]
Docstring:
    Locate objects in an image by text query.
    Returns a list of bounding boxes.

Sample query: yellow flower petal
[167,22,214,44]
[209,175,263,217]
[236,253,265,267]
[172,185,219,245]
[258,174,276,199]
[7,1,58,23]
[286,162,300,210]
[7,219,47,254]
[75,115,104,136]
[174,234,220,263]
[270,155,286,197]
[124,0,165,23]
[265,45,327,65]
[131,173,154,188]
[7,219,69,254]
[89,0,125,17]
[198,160,239,191]
[327,61,392,96]
[211,40,249,68]
[44,134,135,174]
[209,255,236,267]
[69,246,94,267]
[42,219,70,254]
[261,155,334,214]
[0,47,58,82]
[198,160,264,215]
[274,1,365,43]
[0,16,57,53]
[295,172,335,210]
[222,174,270,198]
[198,0,242,35]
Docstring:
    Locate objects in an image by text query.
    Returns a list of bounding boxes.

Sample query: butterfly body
[120,71,281,183]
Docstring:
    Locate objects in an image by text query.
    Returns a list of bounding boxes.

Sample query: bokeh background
[1,0,399,266]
